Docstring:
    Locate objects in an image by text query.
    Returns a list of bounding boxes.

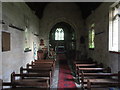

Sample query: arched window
[55,28,64,40]
[89,23,95,49]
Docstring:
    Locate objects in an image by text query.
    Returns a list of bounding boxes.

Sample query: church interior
[0,1,120,90]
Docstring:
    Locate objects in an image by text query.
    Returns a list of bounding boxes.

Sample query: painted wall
[86,2,119,73]
[0,1,2,89]
[2,2,40,82]
[1,2,119,84]
[39,2,84,51]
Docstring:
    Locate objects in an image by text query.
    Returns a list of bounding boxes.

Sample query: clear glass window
[55,28,64,40]
[89,23,95,49]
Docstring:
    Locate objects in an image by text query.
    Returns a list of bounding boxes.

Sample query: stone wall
[1,2,119,83]
[86,2,119,73]
[39,2,84,51]
[1,2,40,81]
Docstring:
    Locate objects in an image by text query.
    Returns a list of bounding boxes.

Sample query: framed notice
[2,31,10,52]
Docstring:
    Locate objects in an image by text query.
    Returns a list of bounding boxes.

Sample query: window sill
[109,51,120,54]
[89,48,94,50]
[24,48,32,52]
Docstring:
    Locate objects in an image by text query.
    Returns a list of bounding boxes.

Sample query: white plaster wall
[86,2,119,73]
[0,2,2,75]
[0,1,2,89]
[2,27,24,81]
[39,2,84,50]
[2,2,40,81]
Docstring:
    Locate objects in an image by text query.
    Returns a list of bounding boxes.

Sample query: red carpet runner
[58,54,77,90]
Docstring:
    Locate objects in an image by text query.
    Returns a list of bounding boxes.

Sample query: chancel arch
[49,22,76,58]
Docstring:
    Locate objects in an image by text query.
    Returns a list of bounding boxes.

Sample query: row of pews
[74,58,120,90]
[2,59,56,90]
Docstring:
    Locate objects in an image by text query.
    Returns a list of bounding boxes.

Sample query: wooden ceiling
[26,2,102,19]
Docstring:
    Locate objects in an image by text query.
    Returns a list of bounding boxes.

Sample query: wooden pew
[34,59,55,71]
[80,71,117,86]
[87,72,120,90]
[31,60,55,73]
[34,59,55,66]
[26,63,54,75]
[87,80,120,90]
[73,58,98,77]
[28,59,55,86]
[77,67,111,79]
[75,63,97,67]
[75,63,104,70]
[2,87,49,90]
[33,59,55,64]
[74,57,95,64]
[75,63,97,77]
[34,59,55,62]
[77,67,108,74]
[20,67,52,86]
[11,72,50,88]
[77,67,106,80]
[82,71,120,90]
[32,60,55,71]
[74,60,95,64]
[77,66,111,85]
[27,62,54,69]
[20,67,52,74]
[2,82,12,90]
[31,61,54,65]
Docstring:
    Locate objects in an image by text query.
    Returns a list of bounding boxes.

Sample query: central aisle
[57,54,77,89]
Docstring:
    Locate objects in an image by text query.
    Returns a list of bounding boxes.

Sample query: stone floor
[50,58,59,89]
[50,54,82,90]
[50,56,118,90]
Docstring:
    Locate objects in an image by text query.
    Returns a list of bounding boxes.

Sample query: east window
[55,28,64,40]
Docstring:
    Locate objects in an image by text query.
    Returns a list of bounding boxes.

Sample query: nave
[1,2,120,90]
[2,52,120,90]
